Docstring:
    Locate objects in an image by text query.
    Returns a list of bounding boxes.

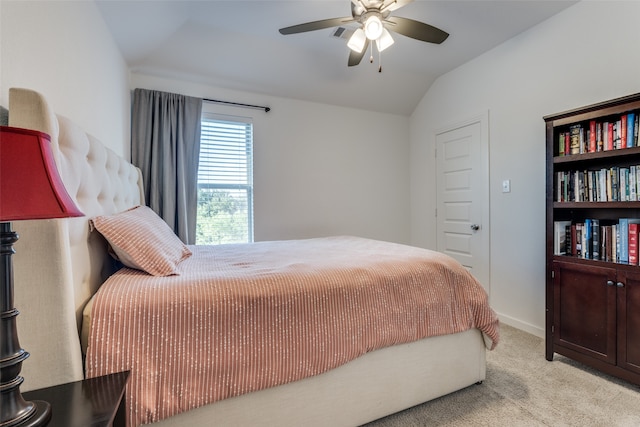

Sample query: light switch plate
[502,179,511,193]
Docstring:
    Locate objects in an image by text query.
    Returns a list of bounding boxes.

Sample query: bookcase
[545,93,640,386]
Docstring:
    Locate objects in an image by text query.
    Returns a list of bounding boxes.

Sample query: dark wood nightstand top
[22,371,129,427]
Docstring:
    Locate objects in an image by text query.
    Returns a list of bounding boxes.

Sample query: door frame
[434,111,491,293]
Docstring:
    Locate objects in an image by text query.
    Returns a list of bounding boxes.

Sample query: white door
[436,114,490,292]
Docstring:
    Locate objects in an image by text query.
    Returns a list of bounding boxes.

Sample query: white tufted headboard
[8,88,145,391]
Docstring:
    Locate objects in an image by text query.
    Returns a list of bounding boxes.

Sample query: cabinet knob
[470,224,480,231]
[617,282,625,288]
[607,280,614,286]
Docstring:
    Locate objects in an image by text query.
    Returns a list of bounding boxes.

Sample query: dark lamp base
[5,400,51,427]
[1,221,51,427]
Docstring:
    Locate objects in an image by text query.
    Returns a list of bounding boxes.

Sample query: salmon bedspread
[85,236,499,426]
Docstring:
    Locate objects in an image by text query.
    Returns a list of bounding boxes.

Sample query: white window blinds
[197,113,253,244]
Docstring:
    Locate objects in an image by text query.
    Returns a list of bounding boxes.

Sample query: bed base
[155,329,485,427]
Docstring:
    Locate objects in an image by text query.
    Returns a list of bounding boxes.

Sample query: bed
[9,87,499,427]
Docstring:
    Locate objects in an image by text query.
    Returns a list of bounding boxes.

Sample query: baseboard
[497,313,544,338]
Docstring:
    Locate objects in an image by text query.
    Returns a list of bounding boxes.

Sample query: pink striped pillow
[91,205,192,276]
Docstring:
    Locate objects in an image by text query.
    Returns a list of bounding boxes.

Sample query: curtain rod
[204,98,271,113]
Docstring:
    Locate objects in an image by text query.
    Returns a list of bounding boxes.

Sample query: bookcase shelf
[545,93,640,387]
[554,201,640,209]
[553,145,640,164]
[552,254,640,267]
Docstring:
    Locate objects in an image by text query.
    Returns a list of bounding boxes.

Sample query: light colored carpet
[364,324,640,426]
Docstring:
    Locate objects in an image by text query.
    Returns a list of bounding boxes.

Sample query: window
[197,113,253,245]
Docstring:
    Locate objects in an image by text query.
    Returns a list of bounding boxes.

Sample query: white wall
[0,1,130,154]
[132,73,411,244]
[410,0,640,336]
[0,0,410,245]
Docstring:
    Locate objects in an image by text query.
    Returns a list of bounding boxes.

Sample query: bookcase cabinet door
[552,261,617,364]
[617,269,640,374]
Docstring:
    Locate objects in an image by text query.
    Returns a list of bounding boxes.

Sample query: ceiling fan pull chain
[370,42,374,63]
[379,50,382,73]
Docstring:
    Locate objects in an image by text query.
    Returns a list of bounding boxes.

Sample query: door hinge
[551,325,554,333]
[435,208,437,218]
[551,270,555,279]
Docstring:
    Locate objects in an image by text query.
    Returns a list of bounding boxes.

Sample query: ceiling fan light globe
[347,28,367,53]
[364,16,383,40]
[376,28,394,52]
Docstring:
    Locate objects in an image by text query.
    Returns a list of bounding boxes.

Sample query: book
[578,170,585,201]
[570,125,581,154]
[631,166,637,201]
[613,224,617,261]
[620,168,627,201]
[587,171,594,202]
[554,221,572,255]
[625,167,630,201]
[597,122,604,151]
[619,218,629,263]
[611,167,619,201]
[583,219,592,259]
[629,223,640,265]
[628,113,636,148]
[607,122,614,150]
[591,219,600,260]
[619,218,640,264]
[621,115,628,148]
[600,168,608,201]
[589,120,596,152]
[637,165,640,200]
[602,225,611,262]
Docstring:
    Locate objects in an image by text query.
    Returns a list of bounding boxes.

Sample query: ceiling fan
[278,0,449,71]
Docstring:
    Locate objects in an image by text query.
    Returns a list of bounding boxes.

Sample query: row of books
[554,218,640,264]
[557,112,639,156]
[555,166,640,202]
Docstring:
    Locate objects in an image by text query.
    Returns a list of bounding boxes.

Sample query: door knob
[470,224,480,231]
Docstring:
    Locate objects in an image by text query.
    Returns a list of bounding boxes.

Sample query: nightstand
[22,371,129,427]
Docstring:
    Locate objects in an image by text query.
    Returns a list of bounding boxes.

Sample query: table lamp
[0,126,83,426]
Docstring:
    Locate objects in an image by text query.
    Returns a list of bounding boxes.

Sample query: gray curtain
[131,88,203,244]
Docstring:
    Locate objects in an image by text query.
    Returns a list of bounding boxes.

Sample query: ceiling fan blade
[348,39,370,66]
[351,0,365,18]
[385,16,449,44]
[279,17,354,35]
[381,0,414,13]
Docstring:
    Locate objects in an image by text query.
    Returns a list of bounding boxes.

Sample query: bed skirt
[153,328,486,427]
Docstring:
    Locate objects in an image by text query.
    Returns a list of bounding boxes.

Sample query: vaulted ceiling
[96,1,577,116]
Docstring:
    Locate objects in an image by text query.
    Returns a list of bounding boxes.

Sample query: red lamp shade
[0,126,83,221]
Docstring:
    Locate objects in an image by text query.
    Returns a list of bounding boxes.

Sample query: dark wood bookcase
[545,93,640,386]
